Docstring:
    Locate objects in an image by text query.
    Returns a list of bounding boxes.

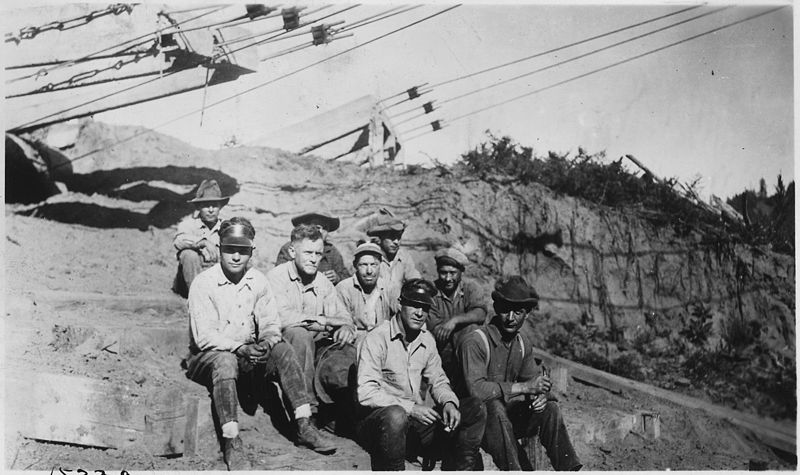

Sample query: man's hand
[322,270,338,284]
[441,401,461,432]
[530,394,548,413]
[197,239,219,262]
[530,374,552,395]
[433,319,457,343]
[235,343,266,361]
[332,326,355,346]
[301,319,327,332]
[410,404,441,426]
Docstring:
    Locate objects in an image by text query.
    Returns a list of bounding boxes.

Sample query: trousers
[174,249,216,297]
[185,343,312,426]
[356,396,487,471]
[282,326,327,410]
[483,398,581,471]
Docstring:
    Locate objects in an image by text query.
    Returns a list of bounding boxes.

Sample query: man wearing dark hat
[459,276,581,471]
[267,223,354,415]
[356,278,486,470]
[185,217,336,470]
[275,212,349,285]
[172,179,230,297]
[366,215,420,290]
[428,247,488,389]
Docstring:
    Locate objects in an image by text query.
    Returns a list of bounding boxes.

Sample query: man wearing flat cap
[185,217,336,470]
[459,276,581,471]
[356,278,486,470]
[366,215,420,290]
[275,212,349,285]
[428,246,488,389]
[172,179,229,297]
[267,223,354,415]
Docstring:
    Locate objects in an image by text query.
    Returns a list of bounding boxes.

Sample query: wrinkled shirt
[380,248,421,289]
[428,278,488,330]
[336,275,400,333]
[266,261,350,330]
[275,240,349,284]
[357,316,458,413]
[174,216,222,251]
[459,323,539,404]
[188,264,281,353]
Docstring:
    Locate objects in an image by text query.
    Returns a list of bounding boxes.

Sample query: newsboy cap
[366,215,406,236]
[491,275,539,305]
[353,241,385,261]
[435,247,469,270]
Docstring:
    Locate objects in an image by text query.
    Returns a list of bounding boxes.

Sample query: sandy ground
[4,213,793,471]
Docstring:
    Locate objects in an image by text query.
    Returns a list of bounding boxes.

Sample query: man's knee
[458,396,487,425]
[542,401,562,420]
[283,327,313,346]
[178,249,202,265]
[211,352,239,384]
[270,340,297,363]
[381,405,409,435]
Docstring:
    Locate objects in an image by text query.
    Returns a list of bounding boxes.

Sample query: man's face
[291,238,324,277]
[495,304,531,338]
[197,201,223,224]
[437,265,462,293]
[219,243,252,276]
[378,231,403,258]
[355,254,381,288]
[400,302,429,333]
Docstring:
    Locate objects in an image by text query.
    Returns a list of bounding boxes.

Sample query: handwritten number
[59,469,71,475]
[95,471,107,475]
[77,470,88,475]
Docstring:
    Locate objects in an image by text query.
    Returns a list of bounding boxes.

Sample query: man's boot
[296,417,337,454]
[223,436,252,471]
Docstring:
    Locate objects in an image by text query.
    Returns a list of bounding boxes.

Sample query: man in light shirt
[366,215,421,290]
[355,278,486,470]
[185,217,335,470]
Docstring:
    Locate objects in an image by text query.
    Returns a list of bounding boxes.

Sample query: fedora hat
[491,275,539,305]
[291,212,340,232]
[188,179,230,204]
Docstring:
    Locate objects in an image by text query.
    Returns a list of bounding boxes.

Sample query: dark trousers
[185,343,312,427]
[483,398,581,471]
[356,396,486,471]
[282,327,327,410]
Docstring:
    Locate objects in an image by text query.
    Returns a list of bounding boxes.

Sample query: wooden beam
[530,348,796,454]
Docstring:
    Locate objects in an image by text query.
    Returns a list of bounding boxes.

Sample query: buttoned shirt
[428,278,488,331]
[188,264,281,354]
[174,216,222,251]
[336,275,399,342]
[459,323,539,404]
[275,240,349,284]
[357,315,458,413]
[380,248,421,289]
[266,261,350,330]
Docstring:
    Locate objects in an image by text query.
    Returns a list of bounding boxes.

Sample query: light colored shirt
[174,215,222,251]
[336,275,400,335]
[188,264,281,353]
[266,261,351,330]
[357,315,458,413]
[380,248,421,289]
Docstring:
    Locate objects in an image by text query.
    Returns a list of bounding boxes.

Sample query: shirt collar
[435,280,463,302]
[214,264,255,289]
[288,261,322,292]
[200,218,221,233]
[485,322,521,348]
[353,275,385,293]
[389,314,427,345]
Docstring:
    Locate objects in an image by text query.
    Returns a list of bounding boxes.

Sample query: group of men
[172,179,581,471]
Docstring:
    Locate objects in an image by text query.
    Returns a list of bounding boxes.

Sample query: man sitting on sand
[172,179,228,297]
[275,212,349,285]
[459,275,581,471]
[185,217,335,471]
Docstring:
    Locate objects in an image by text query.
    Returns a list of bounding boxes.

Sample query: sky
[4,1,795,200]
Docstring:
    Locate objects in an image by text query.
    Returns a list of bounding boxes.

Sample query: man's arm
[422,341,459,408]
[266,269,312,329]
[459,334,514,403]
[174,218,201,251]
[188,279,244,352]
[254,283,282,349]
[356,335,414,412]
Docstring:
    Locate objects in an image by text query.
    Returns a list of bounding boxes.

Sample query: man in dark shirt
[275,212,349,285]
[459,275,581,471]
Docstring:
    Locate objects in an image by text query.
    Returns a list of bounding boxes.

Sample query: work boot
[223,436,251,471]
[296,417,337,454]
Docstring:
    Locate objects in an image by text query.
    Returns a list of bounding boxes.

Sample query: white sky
[4,2,795,200]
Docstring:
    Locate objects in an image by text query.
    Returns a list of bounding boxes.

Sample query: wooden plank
[183,397,200,457]
[529,348,796,453]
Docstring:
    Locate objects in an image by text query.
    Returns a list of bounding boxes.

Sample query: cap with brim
[291,212,340,232]
[400,278,436,307]
[491,275,539,305]
[188,179,230,204]
[435,247,469,270]
[354,242,385,261]
[220,224,254,248]
[366,216,406,237]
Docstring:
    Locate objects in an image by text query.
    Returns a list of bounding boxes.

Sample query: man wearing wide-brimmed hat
[172,179,230,297]
[427,246,488,389]
[459,275,581,471]
[275,212,349,285]
[366,215,420,290]
[356,278,486,470]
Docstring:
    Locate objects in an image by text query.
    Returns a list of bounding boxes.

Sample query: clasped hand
[410,402,460,432]
[235,342,271,363]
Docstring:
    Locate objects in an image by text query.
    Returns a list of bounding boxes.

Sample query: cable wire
[47,5,462,170]
[338,5,422,33]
